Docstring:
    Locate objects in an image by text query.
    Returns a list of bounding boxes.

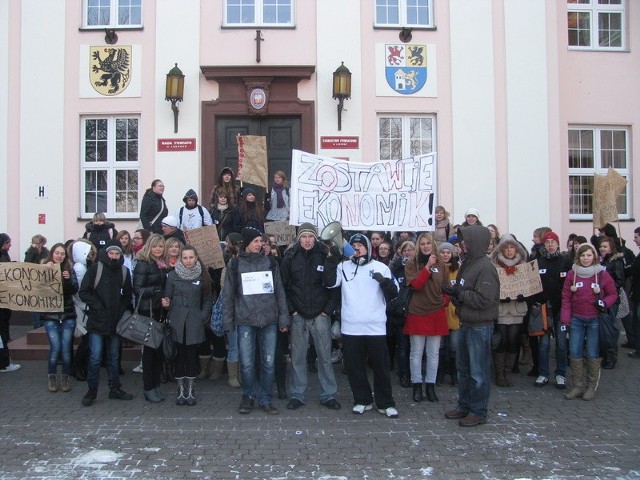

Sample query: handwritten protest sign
[0,262,63,312]
[289,149,436,232]
[184,225,225,269]
[237,135,268,188]
[593,168,626,228]
[265,221,296,246]
[497,260,543,300]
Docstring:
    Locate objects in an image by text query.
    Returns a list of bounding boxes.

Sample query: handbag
[116,300,164,349]
[210,291,225,337]
[528,302,552,336]
[386,284,413,319]
[162,321,177,360]
[598,308,620,350]
[616,288,630,319]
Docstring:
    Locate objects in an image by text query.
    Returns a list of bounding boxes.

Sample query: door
[216,116,301,203]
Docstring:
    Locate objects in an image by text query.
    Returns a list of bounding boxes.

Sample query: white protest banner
[184,225,225,269]
[289,150,436,232]
[264,221,296,246]
[497,260,543,300]
[0,262,63,313]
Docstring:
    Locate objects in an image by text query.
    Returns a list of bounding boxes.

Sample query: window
[81,116,140,218]
[84,0,142,28]
[224,0,294,27]
[567,0,625,50]
[568,126,631,220]
[378,115,435,160]
[375,0,433,28]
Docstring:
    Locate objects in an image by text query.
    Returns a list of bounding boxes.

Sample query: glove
[597,299,607,312]
[451,296,463,307]
[500,297,511,303]
[442,284,461,298]
[372,272,387,284]
[516,294,525,303]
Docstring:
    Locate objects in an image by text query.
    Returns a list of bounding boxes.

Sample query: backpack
[94,261,128,289]
[179,205,205,228]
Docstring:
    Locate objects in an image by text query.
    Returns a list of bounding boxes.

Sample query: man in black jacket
[79,241,133,406]
[628,227,640,359]
[280,223,341,411]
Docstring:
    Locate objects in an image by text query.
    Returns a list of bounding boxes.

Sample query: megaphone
[320,221,355,257]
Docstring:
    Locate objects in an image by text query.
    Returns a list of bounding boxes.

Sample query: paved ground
[1,324,639,480]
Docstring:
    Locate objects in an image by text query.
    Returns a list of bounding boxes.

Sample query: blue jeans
[226,328,239,363]
[87,333,121,390]
[238,324,277,406]
[538,319,568,378]
[289,313,337,403]
[569,316,600,359]
[456,325,493,418]
[44,319,76,375]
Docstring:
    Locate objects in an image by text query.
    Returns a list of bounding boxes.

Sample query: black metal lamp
[332,62,351,131]
[165,63,185,133]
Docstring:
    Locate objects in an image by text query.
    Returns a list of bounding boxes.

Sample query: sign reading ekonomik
[157,138,197,152]
[320,136,359,149]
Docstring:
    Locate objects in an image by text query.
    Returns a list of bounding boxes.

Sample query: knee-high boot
[504,353,517,387]
[565,358,585,400]
[493,352,506,387]
[582,358,601,401]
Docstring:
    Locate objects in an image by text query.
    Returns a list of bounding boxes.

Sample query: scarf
[175,260,202,281]
[273,185,286,208]
[132,242,144,255]
[155,258,167,270]
[571,263,605,293]
[496,252,523,275]
[543,249,561,260]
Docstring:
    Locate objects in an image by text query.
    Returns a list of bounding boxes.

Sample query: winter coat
[403,255,449,336]
[280,242,339,319]
[221,252,289,331]
[453,226,500,327]
[529,250,572,317]
[601,252,625,291]
[165,270,212,345]
[560,266,618,325]
[72,241,93,316]
[163,228,186,245]
[210,167,241,208]
[41,268,78,322]
[232,201,264,233]
[79,249,133,336]
[265,186,290,221]
[492,234,530,325]
[140,190,168,234]
[83,221,117,251]
[210,206,234,241]
[24,246,49,264]
[629,252,640,301]
[133,260,165,314]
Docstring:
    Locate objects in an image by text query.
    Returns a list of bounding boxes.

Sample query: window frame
[82,0,143,30]
[374,0,435,29]
[223,0,295,28]
[567,0,626,51]
[567,125,631,221]
[377,114,436,161]
[80,115,141,219]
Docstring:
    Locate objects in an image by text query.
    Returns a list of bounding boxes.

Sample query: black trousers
[342,334,395,409]
[175,343,199,377]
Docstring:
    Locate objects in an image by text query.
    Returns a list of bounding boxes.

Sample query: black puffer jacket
[601,252,626,291]
[83,222,118,251]
[41,269,79,321]
[140,190,168,234]
[79,249,133,336]
[133,260,165,313]
[280,242,339,319]
[529,250,572,316]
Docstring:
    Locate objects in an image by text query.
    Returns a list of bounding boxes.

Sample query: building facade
[1,0,638,256]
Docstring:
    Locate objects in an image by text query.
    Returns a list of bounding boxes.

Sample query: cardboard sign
[497,260,543,299]
[184,225,225,270]
[237,135,268,188]
[264,221,296,246]
[0,262,63,313]
[593,168,626,228]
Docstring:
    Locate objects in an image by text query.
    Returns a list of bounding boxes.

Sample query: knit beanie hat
[349,233,369,250]
[465,208,480,220]
[297,223,318,241]
[226,232,242,247]
[161,215,178,228]
[438,242,455,253]
[241,227,262,248]
[241,187,256,199]
[105,241,123,255]
[542,232,560,245]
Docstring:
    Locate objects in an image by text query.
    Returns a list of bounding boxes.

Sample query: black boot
[425,383,439,402]
[399,373,411,388]
[602,348,618,369]
[412,383,423,402]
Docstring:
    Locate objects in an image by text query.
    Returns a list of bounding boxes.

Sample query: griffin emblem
[90,46,131,95]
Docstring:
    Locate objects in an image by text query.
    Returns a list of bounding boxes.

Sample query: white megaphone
[319,221,355,257]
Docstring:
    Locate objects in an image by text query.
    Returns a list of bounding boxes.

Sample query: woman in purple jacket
[561,243,617,401]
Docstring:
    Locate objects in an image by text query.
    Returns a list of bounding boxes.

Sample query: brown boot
[504,353,517,387]
[565,357,585,400]
[519,334,532,365]
[208,356,225,381]
[227,361,241,388]
[47,374,58,393]
[493,352,506,387]
[60,374,72,392]
[582,358,601,401]
[197,356,210,380]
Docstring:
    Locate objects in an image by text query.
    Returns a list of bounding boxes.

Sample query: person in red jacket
[561,243,617,401]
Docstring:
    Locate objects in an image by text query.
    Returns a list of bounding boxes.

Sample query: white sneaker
[132,363,143,374]
[352,403,373,414]
[555,375,566,389]
[534,375,548,387]
[0,363,21,372]
[378,407,399,418]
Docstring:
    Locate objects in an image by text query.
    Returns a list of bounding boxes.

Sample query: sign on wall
[289,150,436,232]
[376,43,437,97]
[79,45,142,98]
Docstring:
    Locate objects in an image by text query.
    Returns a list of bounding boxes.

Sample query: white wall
[20,0,66,247]
[449,0,497,225]
[0,1,9,232]
[155,0,202,213]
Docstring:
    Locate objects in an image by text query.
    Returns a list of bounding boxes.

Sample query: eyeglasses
[132,236,143,241]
